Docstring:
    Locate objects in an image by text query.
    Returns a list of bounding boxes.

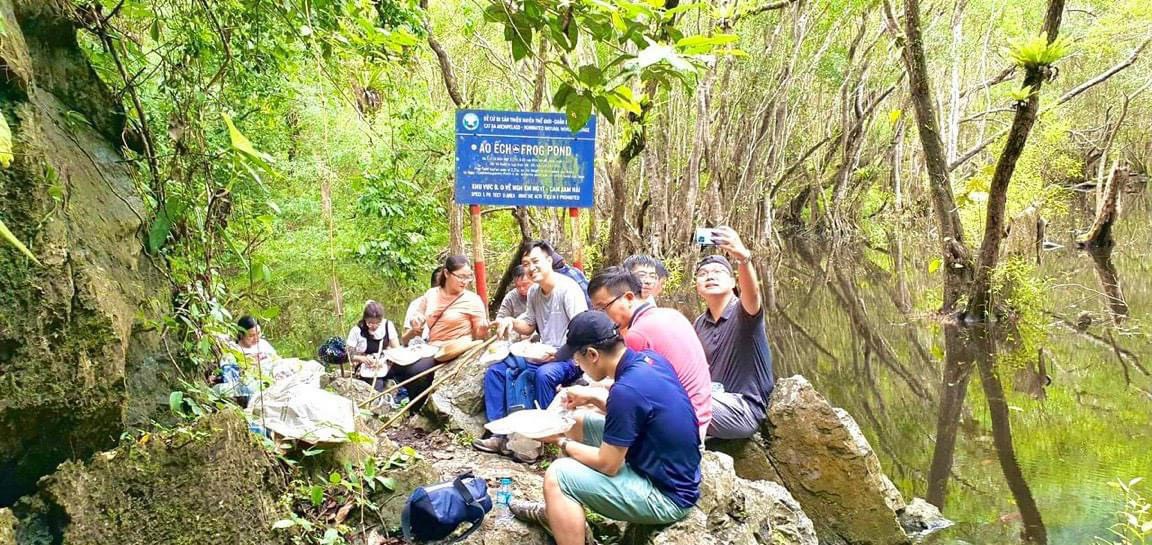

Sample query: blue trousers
[483,357,583,422]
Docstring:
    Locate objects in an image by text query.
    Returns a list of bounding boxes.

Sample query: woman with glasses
[399,255,490,409]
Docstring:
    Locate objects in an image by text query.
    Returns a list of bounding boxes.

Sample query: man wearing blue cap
[509,311,701,545]
[693,226,776,439]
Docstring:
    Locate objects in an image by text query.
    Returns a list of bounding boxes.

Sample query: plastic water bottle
[496,477,513,520]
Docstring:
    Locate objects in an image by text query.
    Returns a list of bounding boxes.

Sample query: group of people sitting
[216,226,774,545]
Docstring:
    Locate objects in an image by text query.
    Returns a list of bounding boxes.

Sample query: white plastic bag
[248,371,356,443]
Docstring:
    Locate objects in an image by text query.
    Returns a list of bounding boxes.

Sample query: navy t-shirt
[603,349,702,508]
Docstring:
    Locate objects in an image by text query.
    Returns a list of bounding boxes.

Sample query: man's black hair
[525,240,555,259]
[622,254,668,278]
[512,265,526,278]
[588,266,641,299]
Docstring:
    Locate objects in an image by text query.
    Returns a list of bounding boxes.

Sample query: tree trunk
[894,0,971,313]
[965,0,1065,319]
[926,325,974,509]
[1078,164,1127,249]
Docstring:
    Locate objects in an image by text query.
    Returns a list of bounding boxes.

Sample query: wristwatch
[558,438,570,453]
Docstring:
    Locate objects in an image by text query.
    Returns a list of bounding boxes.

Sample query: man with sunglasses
[586,267,712,437]
[694,226,775,440]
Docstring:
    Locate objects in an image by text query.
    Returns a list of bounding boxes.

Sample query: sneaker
[511,501,597,544]
[509,500,548,527]
[472,435,509,454]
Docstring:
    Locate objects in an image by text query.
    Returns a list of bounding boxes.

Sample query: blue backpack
[504,356,538,413]
[401,472,492,543]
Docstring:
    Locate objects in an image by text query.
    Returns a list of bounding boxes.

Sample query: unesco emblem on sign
[461,113,480,131]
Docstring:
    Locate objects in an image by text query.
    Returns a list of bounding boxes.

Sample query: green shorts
[551,413,691,524]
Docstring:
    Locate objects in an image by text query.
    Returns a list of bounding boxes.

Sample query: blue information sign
[455,109,596,208]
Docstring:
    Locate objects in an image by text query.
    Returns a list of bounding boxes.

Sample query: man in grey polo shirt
[693,226,775,439]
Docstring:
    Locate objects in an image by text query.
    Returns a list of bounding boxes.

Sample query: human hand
[562,385,603,410]
[409,315,427,332]
[495,317,514,339]
[711,226,751,261]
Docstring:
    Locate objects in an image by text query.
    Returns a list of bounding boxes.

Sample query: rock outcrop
[427,355,490,438]
[622,451,817,545]
[763,376,910,545]
[0,0,165,504]
[12,410,287,545]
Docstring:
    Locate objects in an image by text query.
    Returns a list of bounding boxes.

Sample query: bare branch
[949,35,1151,172]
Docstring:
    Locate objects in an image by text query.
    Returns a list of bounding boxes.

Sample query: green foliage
[1004,32,1073,68]
[354,176,443,280]
[1098,478,1152,545]
[482,0,738,129]
[275,456,405,545]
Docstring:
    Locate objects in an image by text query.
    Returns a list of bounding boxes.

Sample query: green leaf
[566,94,594,132]
[0,218,42,266]
[168,391,185,417]
[577,64,604,86]
[0,110,13,168]
[223,113,274,168]
[378,477,397,491]
[329,472,343,485]
[309,485,325,507]
[593,95,615,124]
[675,33,738,50]
[552,84,574,110]
[927,258,942,274]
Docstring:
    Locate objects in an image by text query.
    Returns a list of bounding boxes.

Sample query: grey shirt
[497,290,529,320]
[521,274,588,348]
[693,297,775,420]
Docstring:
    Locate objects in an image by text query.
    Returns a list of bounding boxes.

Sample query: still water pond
[733,208,1152,544]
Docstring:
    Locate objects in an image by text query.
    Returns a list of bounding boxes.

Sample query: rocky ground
[3,372,950,545]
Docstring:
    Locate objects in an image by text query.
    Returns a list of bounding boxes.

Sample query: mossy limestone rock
[621,451,817,545]
[27,410,287,545]
[0,0,165,503]
[764,376,909,545]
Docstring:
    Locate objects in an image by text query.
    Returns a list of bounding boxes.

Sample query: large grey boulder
[427,356,491,438]
[622,451,817,545]
[14,410,287,545]
[764,376,910,545]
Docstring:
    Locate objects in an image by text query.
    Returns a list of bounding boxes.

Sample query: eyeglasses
[632,270,659,281]
[695,267,731,279]
[451,271,474,283]
[593,293,626,312]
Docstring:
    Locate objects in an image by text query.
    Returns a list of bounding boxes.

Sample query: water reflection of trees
[775,237,1051,543]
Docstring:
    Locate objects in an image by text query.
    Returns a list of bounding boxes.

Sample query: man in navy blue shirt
[510,311,701,545]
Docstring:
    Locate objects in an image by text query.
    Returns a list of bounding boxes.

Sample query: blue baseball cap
[554,311,621,362]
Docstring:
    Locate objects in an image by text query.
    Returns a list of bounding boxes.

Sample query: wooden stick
[358,337,496,409]
[379,338,496,427]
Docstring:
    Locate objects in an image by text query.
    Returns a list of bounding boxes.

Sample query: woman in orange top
[400,255,489,409]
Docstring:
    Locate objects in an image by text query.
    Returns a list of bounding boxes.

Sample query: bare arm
[562,440,627,476]
[712,226,762,316]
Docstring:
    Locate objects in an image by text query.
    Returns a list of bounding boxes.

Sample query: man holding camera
[693,226,776,439]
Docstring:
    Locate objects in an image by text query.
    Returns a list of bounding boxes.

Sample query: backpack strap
[447,472,487,544]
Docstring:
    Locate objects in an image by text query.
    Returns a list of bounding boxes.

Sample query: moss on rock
[17,410,288,545]
[0,0,166,504]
